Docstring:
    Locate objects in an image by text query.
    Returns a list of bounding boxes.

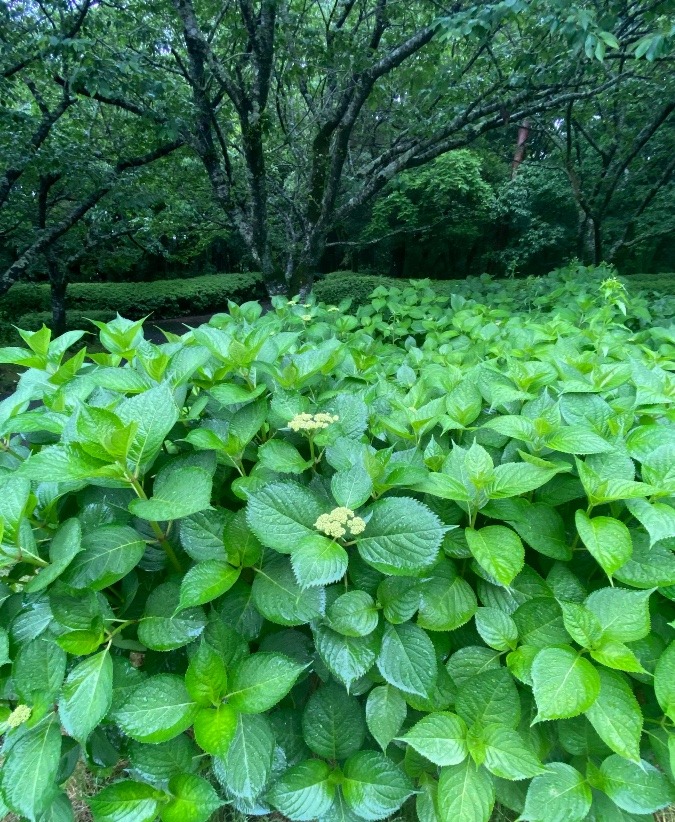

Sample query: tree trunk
[592,217,603,265]
[49,257,67,336]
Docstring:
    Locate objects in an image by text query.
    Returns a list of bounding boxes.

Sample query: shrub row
[0,272,265,321]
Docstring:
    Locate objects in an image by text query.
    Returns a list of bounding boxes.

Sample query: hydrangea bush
[1,274,675,822]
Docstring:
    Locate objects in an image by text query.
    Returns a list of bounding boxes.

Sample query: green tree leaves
[116,675,198,743]
[227,652,305,713]
[465,526,524,586]
[376,622,437,697]
[59,650,113,743]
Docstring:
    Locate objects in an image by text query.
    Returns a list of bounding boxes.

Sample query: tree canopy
[1,0,674,301]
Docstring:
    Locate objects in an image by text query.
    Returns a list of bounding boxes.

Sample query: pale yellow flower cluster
[7,704,31,728]
[315,507,366,539]
[327,306,340,312]
[301,314,313,321]
[288,412,339,432]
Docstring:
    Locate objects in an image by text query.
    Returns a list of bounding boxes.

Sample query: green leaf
[129,466,212,521]
[0,714,62,820]
[178,559,240,610]
[302,681,366,760]
[475,607,518,651]
[599,755,675,814]
[59,650,113,743]
[160,774,223,822]
[531,646,600,720]
[63,525,145,591]
[479,725,545,780]
[193,704,238,757]
[546,426,612,454]
[314,623,378,689]
[118,383,179,474]
[179,509,229,562]
[252,554,325,625]
[377,621,437,697]
[331,464,373,509]
[626,498,675,546]
[437,760,495,822]
[520,763,591,822]
[585,668,643,762]
[561,601,603,649]
[356,497,445,575]
[342,751,414,821]
[575,511,632,578]
[590,639,647,674]
[246,481,325,552]
[585,587,652,643]
[138,580,206,651]
[185,642,228,706]
[227,652,305,713]
[417,560,477,632]
[14,637,66,702]
[655,641,675,721]
[399,712,468,766]
[258,439,312,474]
[267,760,336,820]
[89,781,161,822]
[366,685,407,752]
[455,669,521,729]
[129,736,199,783]
[209,382,267,406]
[488,462,559,498]
[465,526,524,586]
[24,519,82,593]
[116,674,198,743]
[291,534,348,588]
[217,713,275,800]
[327,590,379,637]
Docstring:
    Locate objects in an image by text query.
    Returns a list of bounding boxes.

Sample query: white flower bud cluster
[315,507,366,539]
[7,704,31,728]
[288,412,339,432]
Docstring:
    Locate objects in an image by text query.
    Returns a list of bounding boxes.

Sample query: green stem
[128,476,183,574]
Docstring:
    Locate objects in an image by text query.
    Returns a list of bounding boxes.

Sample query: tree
[541,62,675,266]
[42,0,669,294]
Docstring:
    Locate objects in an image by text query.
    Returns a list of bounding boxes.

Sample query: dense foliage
[1,268,675,820]
[2,0,674,305]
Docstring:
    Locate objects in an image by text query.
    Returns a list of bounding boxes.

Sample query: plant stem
[128,475,183,574]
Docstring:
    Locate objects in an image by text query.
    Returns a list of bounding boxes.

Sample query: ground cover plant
[1,270,675,821]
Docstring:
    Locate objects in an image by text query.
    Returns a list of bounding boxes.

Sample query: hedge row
[0,272,265,321]
[313,272,400,306]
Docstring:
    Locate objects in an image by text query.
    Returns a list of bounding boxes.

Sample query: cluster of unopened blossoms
[6,704,31,728]
[315,507,366,539]
[288,412,339,432]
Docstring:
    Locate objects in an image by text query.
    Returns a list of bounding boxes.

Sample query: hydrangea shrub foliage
[1,272,675,821]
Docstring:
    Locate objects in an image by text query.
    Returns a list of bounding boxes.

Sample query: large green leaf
[216,713,275,800]
[0,714,62,820]
[341,751,414,821]
[399,712,468,766]
[655,641,675,720]
[138,580,207,650]
[532,646,600,721]
[63,525,145,590]
[88,781,162,822]
[376,621,437,697]
[59,650,113,743]
[465,526,524,586]
[437,760,495,822]
[117,383,179,474]
[417,560,477,632]
[129,466,212,521]
[313,623,378,689]
[520,763,591,822]
[178,559,240,610]
[116,674,198,743]
[302,682,366,760]
[291,534,348,588]
[575,511,632,578]
[584,668,643,762]
[227,652,305,713]
[585,587,652,643]
[246,481,325,552]
[599,755,675,814]
[356,497,445,575]
[366,685,407,752]
[252,554,325,625]
[24,519,82,593]
[267,760,336,820]
[327,590,379,637]
[159,773,224,822]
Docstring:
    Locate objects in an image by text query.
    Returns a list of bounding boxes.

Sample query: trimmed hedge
[12,310,117,333]
[0,272,265,322]
[313,272,400,307]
